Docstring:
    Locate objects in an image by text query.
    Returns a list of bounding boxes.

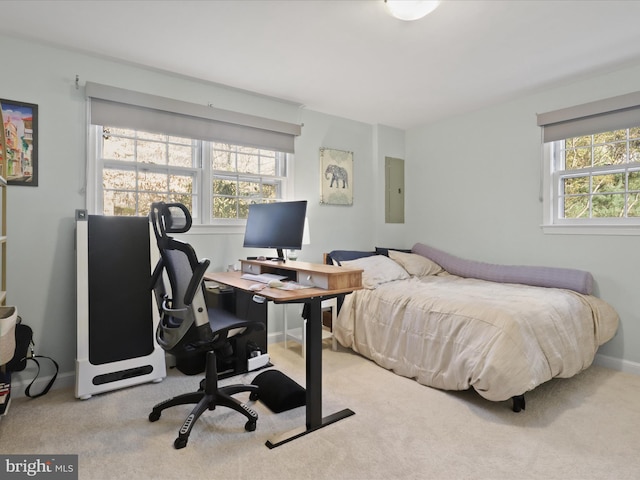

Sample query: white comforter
[334,274,619,401]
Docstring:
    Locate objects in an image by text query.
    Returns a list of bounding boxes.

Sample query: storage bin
[0,306,17,366]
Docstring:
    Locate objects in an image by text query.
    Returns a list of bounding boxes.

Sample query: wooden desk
[205,259,362,448]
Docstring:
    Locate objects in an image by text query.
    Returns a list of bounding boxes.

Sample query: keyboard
[240,273,288,284]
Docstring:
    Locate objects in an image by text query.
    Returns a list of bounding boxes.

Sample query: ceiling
[2,0,640,130]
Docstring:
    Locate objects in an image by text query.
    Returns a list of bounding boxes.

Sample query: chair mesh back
[164,248,197,310]
[150,202,212,354]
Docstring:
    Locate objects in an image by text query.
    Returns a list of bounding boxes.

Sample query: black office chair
[148,202,260,449]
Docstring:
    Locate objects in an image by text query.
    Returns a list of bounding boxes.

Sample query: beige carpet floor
[1,341,639,480]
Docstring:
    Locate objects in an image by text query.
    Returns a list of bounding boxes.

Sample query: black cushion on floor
[251,369,305,413]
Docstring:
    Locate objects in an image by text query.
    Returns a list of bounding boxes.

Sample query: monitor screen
[243,200,308,260]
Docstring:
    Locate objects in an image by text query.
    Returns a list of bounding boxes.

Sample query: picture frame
[319,147,353,205]
[0,99,38,186]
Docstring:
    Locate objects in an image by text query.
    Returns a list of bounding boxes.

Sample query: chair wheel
[249,391,259,401]
[245,420,257,432]
[174,437,188,449]
[149,411,161,422]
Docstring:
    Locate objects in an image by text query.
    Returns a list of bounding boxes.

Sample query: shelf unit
[0,172,6,306]
[0,113,8,418]
[0,114,6,305]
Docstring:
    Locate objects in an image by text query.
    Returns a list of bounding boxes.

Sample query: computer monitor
[243,200,308,261]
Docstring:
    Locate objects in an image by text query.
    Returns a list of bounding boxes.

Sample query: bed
[327,243,619,411]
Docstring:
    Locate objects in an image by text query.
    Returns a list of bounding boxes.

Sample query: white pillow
[389,250,443,277]
[341,254,410,289]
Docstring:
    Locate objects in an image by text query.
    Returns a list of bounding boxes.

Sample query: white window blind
[537,91,640,143]
[85,82,299,225]
[86,82,301,153]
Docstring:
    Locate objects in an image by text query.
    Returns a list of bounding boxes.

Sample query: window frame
[538,91,640,236]
[87,125,295,234]
[542,137,640,236]
[208,142,291,224]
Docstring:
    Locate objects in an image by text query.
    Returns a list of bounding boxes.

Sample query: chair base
[149,350,259,449]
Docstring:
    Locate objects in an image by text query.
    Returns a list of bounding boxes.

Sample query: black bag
[6,317,58,398]
[6,321,33,372]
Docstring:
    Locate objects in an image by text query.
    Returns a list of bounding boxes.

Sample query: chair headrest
[163,203,192,233]
[150,202,192,240]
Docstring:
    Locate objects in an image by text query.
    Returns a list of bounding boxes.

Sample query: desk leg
[265,297,354,449]
[306,297,323,427]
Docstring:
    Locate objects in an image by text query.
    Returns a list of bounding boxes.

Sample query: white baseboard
[268,331,285,344]
[9,335,285,400]
[594,353,640,375]
[9,371,75,400]
[9,347,634,400]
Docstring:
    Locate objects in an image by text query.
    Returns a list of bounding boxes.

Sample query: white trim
[86,105,99,214]
[595,353,640,376]
[542,140,640,234]
[9,371,75,399]
[186,223,245,235]
[7,351,637,400]
[541,224,640,235]
[87,126,295,225]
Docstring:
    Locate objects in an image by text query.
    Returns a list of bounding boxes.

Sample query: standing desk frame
[205,259,362,448]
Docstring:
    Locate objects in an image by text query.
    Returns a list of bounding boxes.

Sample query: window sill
[187,223,245,235]
[542,224,640,236]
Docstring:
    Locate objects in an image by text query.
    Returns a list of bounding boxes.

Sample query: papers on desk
[277,282,313,290]
[204,281,233,292]
[240,273,288,283]
[239,273,312,289]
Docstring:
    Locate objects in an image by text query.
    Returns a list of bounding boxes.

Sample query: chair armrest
[150,258,164,290]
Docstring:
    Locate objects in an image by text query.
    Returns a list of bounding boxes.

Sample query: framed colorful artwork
[0,99,38,186]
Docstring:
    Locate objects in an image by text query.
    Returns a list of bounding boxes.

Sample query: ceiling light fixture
[384,0,441,21]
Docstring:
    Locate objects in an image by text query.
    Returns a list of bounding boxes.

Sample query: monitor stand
[246,249,286,262]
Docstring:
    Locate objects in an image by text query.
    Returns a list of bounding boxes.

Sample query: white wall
[5,31,639,391]
[405,63,640,370]
[2,34,398,386]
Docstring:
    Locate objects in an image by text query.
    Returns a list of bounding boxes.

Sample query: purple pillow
[411,243,594,295]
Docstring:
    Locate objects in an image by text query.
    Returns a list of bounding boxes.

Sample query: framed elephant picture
[319,147,353,206]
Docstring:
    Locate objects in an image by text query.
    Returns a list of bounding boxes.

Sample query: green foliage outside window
[98,128,286,221]
[559,127,640,219]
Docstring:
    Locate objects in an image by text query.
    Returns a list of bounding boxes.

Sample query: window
[85,82,300,227]
[538,91,640,234]
[99,127,199,217]
[551,128,640,221]
[91,126,291,224]
[211,142,288,220]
